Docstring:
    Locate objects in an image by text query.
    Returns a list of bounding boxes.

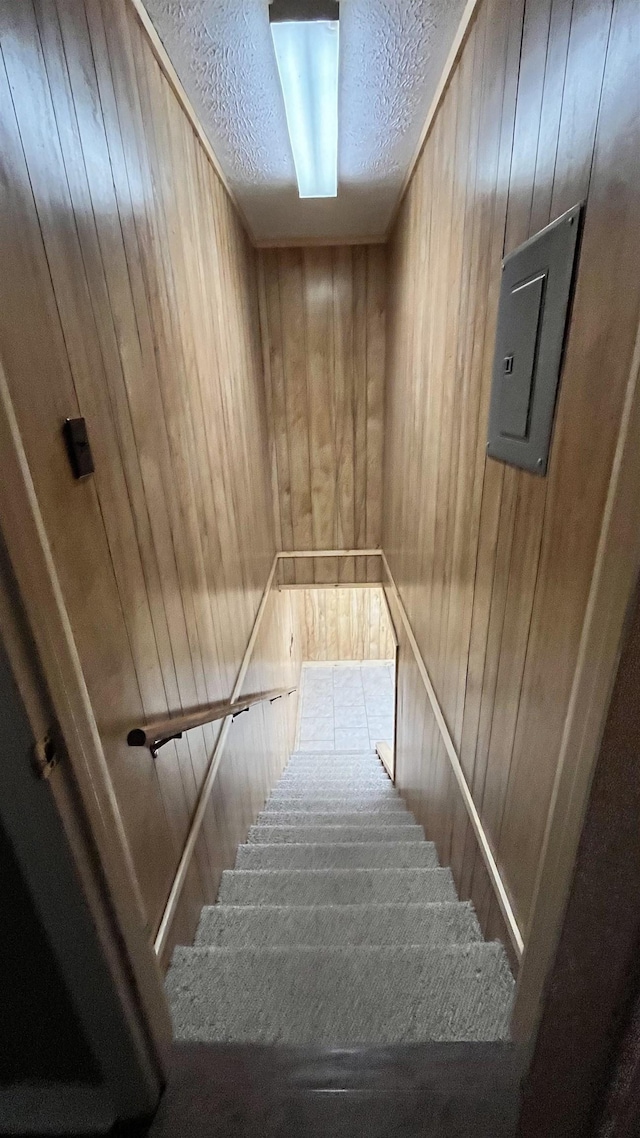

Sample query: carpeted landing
[166,750,514,1045]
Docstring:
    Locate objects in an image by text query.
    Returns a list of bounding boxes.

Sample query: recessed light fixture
[269,0,339,199]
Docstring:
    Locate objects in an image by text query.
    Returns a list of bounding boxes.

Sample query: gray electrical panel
[487,202,582,475]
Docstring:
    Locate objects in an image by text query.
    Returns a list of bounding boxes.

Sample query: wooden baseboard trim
[380,552,524,960]
[153,552,279,959]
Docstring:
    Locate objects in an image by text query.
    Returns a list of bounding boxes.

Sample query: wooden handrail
[127,687,297,756]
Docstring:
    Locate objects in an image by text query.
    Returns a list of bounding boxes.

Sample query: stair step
[288,751,378,760]
[195,901,480,947]
[235,841,439,870]
[166,943,513,1044]
[262,799,408,814]
[278,775,390,788]
[218,867,456,906]
[282,760,387,771]
[255,811,416,828]
[282,773,387,782]
[248,824,425,844]
[286,752,382,762]
[269,784,397,799]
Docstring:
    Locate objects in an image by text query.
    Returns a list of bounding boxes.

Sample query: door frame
[0,359,170,1116]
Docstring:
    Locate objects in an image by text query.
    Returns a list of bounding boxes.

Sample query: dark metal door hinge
[33,732,59,780]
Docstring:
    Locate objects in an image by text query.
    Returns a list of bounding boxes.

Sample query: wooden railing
[127,687,297,757]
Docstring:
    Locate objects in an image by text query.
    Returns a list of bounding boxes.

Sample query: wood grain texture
[258,246,386,585]
[383,0,640,954]
[0,0,290,939]
[161,586,301,965]
[292,586,396,662]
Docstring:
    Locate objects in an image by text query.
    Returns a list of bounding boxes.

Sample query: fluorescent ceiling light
[270,19,339,199]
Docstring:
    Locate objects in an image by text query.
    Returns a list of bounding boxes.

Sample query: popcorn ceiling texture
[141,0,467,241]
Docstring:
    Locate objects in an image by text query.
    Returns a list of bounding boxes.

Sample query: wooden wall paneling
[496,0,637,930]
[82,0,236,895]
[161,588,302,966]
[271,250,314,586]
[305,248,339,584]
[365,245,386,582]
[473,0,602,922]
[119,10,231,892]
[79,0,224,904]
[382,0,640,963]
[0,0,279,938]
[0,0,177,928]
[352,247,369,584]
[477,0,615,924]
[258,255,290,571]
[0,358,172,1074]
[258,248,386,585]
[293,586,395,662]
[333,247,356,582]
[443,7,487,882]
[455,0,526,925]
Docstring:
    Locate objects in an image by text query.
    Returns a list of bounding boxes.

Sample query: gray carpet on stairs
[218,867,458,906]
[255,810,418,827]
[262,798,408,812]
[247,823,427,843]
[234,841,439,869]
[166,746,514,1044]
[195,901,482,947]
[166,944,513,1044]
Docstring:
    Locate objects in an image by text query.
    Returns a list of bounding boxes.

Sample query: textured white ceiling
[142,0,467,242]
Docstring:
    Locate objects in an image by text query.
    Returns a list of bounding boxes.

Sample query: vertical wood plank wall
[258,247,386,585]
[289,587,396,662]
[383,0,640,953]
[0,0,299,947]
[164,586,301,964]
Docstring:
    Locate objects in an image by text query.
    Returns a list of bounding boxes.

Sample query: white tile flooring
[296,662,395,753]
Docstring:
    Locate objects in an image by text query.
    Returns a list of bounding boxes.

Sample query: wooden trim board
[277,549,383,559]
[254,236,388,248]
[127,0,256,243]
[376,741,395,781]
[384,0,482,238]
[381,551,524,959]
[277,582,383,591]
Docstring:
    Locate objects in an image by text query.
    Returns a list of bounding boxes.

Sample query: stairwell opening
[164,585,515,1046]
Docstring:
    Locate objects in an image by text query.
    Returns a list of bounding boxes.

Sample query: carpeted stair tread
[255,810,417,828]
[262,798,409,814]
[166,943,514,1044]
[285,755,384,766]
[218,867,457,906]
[268,785,397,799]
[288,751,380,760]
[234,841,439,870]
[195,901,481,947]
[284,763,385,775]
[166,734,514,1046]
[278,777,390,789]
[279,765,389,776]
[248,824,426,844]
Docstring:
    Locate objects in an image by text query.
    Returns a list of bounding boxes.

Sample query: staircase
[166,748,514,1044]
